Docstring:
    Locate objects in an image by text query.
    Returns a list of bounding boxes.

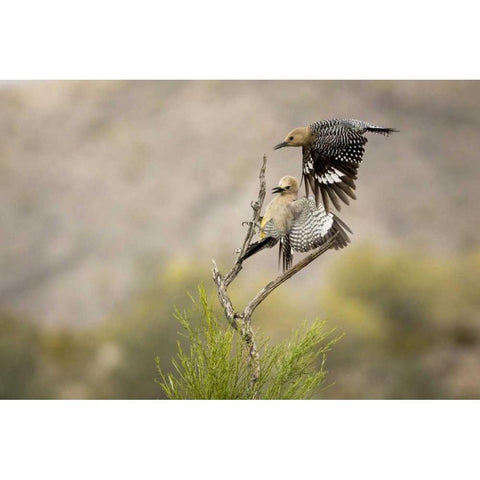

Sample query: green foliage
[4,247,480,399]
[322,246,480,351]
[262,321,343,400]
[319,246,480,399]
[0,312,52,399]
[157,286,342,400]
[93,259,210,399]
[156,288,250,399]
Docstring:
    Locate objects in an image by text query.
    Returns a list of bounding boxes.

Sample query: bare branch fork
[211,155,337,398]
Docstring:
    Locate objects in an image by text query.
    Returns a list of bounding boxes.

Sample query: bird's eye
[285,186,290,189]
[289,136,294,141]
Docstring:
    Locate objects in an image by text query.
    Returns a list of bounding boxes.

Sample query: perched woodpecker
[242,176,351,271]
[274,118,397,213]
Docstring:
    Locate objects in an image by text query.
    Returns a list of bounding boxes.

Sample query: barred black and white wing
[288,198,352,252]
[241,192,353,271]
[303,119,396,212]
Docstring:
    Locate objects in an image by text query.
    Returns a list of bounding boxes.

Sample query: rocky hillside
[1,80,479,326]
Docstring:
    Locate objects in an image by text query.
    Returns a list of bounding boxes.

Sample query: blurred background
[1,80,479,399]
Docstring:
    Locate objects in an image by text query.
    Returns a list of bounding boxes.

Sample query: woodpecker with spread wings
[274,118,397,213]
[242,176,351,271]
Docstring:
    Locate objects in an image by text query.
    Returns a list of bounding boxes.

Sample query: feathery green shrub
[156,286,342,399]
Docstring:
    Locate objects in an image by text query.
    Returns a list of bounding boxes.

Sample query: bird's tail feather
[241,237,278,261]
[279,237,293,272]
[366,125,398,136]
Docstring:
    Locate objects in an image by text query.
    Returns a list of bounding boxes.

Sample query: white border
[0,1,478,79]
[1,400,478,479]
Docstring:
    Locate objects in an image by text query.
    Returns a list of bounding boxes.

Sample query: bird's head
[272,175,299,195]
[273,127,312,150]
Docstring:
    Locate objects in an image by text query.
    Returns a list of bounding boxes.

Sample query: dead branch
[211,154,336,398]
[241,234,338,324]
[223,154,267,288]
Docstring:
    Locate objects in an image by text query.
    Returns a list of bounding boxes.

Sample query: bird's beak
[271,186,284,194]
[273,141,288,150]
